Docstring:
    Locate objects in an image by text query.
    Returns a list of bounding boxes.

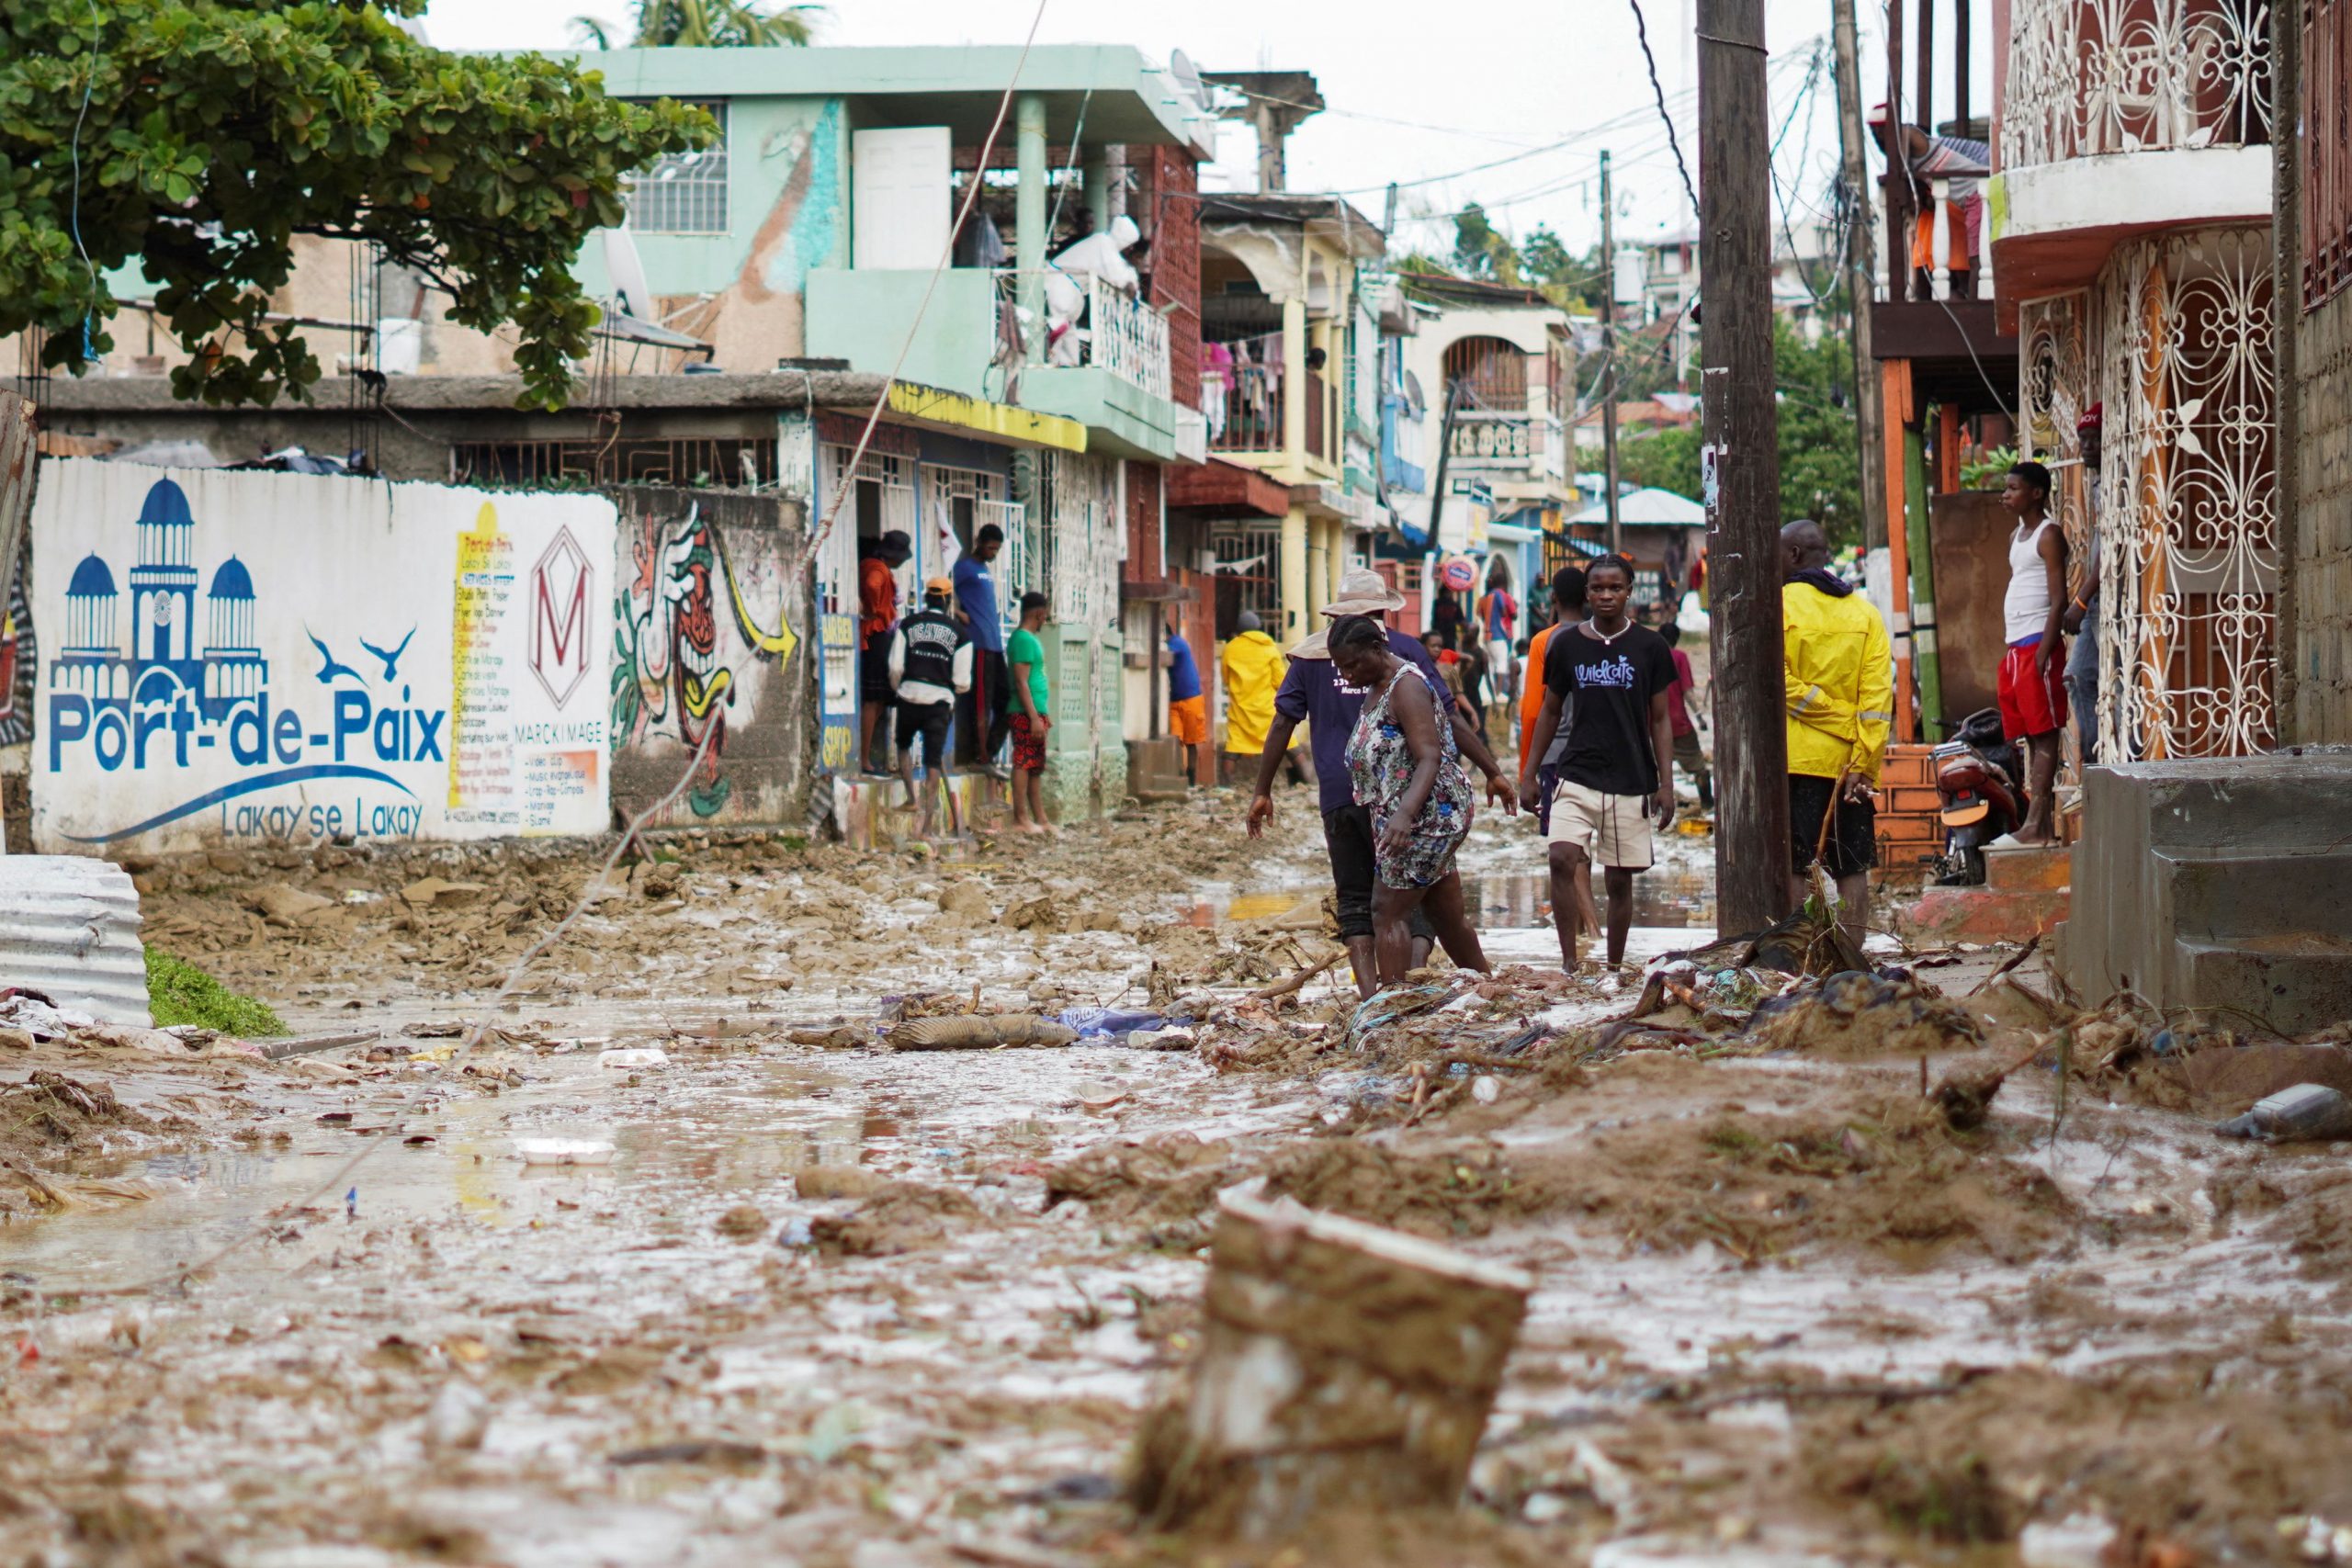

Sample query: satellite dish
[602,224,657,321]
[1403,369,1426,416]
[1169,48,1205,107]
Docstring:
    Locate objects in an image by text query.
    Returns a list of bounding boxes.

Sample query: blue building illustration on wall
[54,478,268,715]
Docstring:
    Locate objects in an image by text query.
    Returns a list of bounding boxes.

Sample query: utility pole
[1698,0,1792,934]
[1600,152,1623,557]
[1831,0,1886,551]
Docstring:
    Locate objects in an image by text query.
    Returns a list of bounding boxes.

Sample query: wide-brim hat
[1290,627,1333,660]
[1323,569,1407,616]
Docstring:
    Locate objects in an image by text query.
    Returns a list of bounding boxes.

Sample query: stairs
[2064,755,2352,1031]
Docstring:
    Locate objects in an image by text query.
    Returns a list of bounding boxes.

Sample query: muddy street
[3,795,2351,1567]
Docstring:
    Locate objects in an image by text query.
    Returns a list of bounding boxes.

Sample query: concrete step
[2107,752,2352,855]
[1983,841,2071,892]
[1898,884,2070,947]
[2176,933,2352,1036]
[2163,850,2352,944]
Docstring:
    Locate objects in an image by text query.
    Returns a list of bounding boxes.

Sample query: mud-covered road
[3,790,2350,1567]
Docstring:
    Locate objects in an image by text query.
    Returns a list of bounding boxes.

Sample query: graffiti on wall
[31,462,615,852]
[0,543,33,749]
[611,501,798,819]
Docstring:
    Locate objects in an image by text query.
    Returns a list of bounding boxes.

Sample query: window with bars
[628,100,730,234]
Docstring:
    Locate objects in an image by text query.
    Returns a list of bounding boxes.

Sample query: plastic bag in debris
[1059,1007,1180,1038]
[1345,980,1461,1052]
[2215,1082,2352,1143]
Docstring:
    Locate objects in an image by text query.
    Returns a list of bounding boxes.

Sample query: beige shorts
[1545,780,1655,870]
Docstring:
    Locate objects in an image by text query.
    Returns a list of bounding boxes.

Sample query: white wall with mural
[30,461,616,854]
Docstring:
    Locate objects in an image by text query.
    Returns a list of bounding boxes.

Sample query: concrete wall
[2293,286,2352,741]
[608,487,814,831]
[28,461,617,855]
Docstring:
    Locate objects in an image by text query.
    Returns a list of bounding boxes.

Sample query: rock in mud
[248,883,336,928]
[401,876,486,910]
[715,1203,767,1239]
[792,1167,884,1201]
[935,881,992,920]
[806,1180,983,1256]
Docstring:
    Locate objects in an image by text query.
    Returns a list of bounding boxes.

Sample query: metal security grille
[2018,291,2099,588]
[1211,525,1280,620]
[628,101,730,234]
[451,436,775,489]
[2096,225,2278,760]
[2002,0,2271,168]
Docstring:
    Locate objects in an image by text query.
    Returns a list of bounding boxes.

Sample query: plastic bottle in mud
[2214,1083,2352,1143]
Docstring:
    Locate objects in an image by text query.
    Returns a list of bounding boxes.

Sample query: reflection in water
[1460,867,1717,931]
[1195,867,1718,934]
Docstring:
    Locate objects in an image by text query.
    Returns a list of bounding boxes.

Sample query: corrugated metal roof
[0,857,151,1026]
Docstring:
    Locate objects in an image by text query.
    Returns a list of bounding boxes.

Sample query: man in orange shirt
[1521,565,1598,938]
[859,530,912,773]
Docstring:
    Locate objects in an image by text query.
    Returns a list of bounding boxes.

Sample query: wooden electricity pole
[1831,0,1886,552]
[1600,151,1623,556]
[1699,0,1792,934]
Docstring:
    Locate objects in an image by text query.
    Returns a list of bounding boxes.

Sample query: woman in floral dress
[1329,614,1492,987]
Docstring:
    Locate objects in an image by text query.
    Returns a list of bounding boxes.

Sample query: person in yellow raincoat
[1219,611,1298,785]
[1781,519,1892,946]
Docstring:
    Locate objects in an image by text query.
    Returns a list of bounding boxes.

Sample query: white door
[852,127,952,271]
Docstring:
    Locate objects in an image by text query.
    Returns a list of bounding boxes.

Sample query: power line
[1627,0,1701,220]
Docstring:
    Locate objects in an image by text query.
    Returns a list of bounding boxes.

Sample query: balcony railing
[1447,411,1560,466]
[1086,277,1170,400]
[1205,353,1340,468]
[2002,0,2271,168]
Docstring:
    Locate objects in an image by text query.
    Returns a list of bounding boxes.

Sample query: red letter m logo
[529,527,592,708]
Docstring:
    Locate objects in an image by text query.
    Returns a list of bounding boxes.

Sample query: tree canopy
[1618,315,1865,547]
[571,0,820,49]
[0,0,711,408]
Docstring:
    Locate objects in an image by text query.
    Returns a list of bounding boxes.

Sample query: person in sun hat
[1244,568,1519,999]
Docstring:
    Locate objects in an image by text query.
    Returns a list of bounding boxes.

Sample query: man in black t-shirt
[1515,554,1679,970]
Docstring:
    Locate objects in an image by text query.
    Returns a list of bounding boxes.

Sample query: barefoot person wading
[1326,614,1490,987]
[1247,569,1518,999]
[1516,555,1678,971]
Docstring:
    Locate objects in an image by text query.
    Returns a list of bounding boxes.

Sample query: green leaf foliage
[145,945,288,1036]
[1618,315,1867,549]
[1,0,713,410]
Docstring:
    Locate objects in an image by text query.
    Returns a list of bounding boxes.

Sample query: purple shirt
[1274,627,1447,813]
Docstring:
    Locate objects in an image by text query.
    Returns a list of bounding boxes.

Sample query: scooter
[1932,707,2023,886]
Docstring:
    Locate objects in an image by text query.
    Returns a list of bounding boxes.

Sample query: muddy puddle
[4,793,2350,1565]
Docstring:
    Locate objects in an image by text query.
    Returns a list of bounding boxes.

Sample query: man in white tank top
[1998,460,2068,843]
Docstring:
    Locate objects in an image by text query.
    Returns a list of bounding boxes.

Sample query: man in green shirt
[1005,592,1053,833]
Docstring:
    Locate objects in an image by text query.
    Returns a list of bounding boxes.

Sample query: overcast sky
[420,0,1995,265]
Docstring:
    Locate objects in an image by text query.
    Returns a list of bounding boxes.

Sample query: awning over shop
[1566,486,1706,526]
[1167,457,1291,518]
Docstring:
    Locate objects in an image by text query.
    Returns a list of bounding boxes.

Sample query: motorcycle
[1932,706,2023,886]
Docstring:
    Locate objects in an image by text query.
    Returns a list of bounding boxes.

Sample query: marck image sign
[30,461,617,853]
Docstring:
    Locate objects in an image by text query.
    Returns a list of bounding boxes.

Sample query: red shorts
[1011,712,1048,773]
[1997,639,2068,739]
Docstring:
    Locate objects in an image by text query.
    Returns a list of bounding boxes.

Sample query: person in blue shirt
[952,525,1009,769]
[1244,570,1520,999]
[1163,609,1207,785]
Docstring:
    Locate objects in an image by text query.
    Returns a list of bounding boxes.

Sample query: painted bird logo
[358,626,415,682]
[306,628,360,684]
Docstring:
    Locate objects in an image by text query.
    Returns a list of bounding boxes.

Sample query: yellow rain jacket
[1220,630,1292,756]
[1783,580,1894,783]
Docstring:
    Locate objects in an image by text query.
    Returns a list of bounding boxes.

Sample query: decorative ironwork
[452,436,777,490]
[2095,225,2278,760]
[2002,0,2271,168]
[1448,412,1544,465]
[2018,290,2098,571]
[1087,276,1171,400]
